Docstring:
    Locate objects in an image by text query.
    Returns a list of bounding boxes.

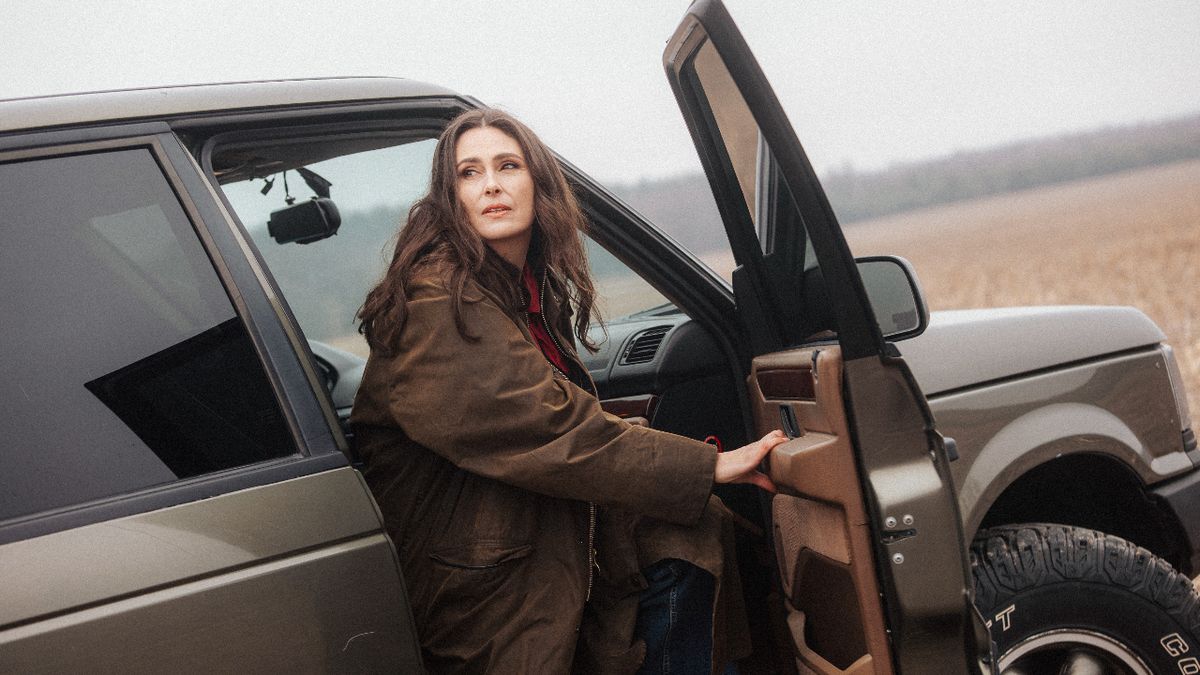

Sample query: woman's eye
[501,161,520,170]
[460,167,478,178]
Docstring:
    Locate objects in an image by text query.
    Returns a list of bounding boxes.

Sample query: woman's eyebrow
[456,152,524,167]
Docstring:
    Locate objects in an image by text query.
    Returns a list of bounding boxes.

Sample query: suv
[2,1,1197,673]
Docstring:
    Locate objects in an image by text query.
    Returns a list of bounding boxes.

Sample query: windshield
[219,138,437,358]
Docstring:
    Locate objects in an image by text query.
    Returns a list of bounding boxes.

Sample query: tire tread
[971,523,1200,635]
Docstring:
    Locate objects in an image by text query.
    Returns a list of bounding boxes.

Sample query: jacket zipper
[586,502,597,602]
[530,271,599,602]
[538,273,575,376]
[524,311,570,381]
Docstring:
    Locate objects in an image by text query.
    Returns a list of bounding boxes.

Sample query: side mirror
[856,255,929,341]
[268,197,341,245]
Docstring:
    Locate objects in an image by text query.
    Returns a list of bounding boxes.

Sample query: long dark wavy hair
[358,108,600,354]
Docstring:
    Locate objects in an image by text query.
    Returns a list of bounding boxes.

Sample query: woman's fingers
[756,430,788,458]
[739,430,785,493]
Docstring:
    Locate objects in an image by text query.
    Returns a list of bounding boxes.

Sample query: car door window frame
[667,7,885,361]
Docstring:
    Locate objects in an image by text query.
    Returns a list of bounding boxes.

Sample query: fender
[959,401,1187,537]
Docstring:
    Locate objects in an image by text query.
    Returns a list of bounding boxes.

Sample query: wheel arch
[975,452,1191,574]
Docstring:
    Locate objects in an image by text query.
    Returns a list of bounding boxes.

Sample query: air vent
[621,326,672,365]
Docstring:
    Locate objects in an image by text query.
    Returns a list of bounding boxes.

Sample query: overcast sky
[5,1,1199,183]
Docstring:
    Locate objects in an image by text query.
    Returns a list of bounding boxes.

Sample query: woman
[353,108,785,673]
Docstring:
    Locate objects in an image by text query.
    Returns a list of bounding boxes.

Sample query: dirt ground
[843,158,1200,423]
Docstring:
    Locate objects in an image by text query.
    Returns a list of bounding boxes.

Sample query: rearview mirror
[857,255,928,341]
[268,197,341,245]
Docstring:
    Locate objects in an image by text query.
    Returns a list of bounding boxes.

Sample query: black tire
[971,524,1200,674]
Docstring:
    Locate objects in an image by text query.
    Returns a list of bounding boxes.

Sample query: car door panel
[664,1,985,671]
[0,467,422,672]
[3,536,406,673]
[750,347,891,674]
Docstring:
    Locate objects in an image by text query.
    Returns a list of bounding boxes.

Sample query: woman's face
[455,126,536,268]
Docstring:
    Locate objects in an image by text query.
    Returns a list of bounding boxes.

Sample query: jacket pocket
[429,540,534,570]
[421,541,536,630]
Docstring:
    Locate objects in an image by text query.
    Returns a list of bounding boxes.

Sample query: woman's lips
[483,204,511,216]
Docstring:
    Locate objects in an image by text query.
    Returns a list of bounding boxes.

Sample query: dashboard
[311,305,730,435]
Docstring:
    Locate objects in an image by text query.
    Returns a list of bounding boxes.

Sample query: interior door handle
[779,404,802,439]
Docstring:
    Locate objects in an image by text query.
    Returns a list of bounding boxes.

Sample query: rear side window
[0,148,297,523]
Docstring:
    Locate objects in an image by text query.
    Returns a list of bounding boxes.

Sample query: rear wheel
[971,524,1200,674]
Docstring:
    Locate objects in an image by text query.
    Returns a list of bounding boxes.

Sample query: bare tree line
[610,112,1200,254]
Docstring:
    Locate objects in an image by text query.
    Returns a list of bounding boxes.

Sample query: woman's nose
[484,172,502,194]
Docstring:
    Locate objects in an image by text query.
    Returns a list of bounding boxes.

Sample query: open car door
[665,2,989,673]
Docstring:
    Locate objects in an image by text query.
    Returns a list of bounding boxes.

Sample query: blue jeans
[634,558,737,675]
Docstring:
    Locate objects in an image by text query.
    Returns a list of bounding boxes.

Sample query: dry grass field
[843,158,1200,422]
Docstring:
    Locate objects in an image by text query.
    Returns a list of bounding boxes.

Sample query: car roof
[0,77,458,135]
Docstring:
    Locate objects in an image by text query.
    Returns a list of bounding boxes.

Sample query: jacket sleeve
[367,278,717,526]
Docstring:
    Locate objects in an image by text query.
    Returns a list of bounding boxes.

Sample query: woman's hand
[713,430,787,493]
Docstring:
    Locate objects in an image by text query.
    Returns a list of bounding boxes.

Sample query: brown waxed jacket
[351,268,739,673]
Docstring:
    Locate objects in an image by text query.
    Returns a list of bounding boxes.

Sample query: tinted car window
[0,148,297,522]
